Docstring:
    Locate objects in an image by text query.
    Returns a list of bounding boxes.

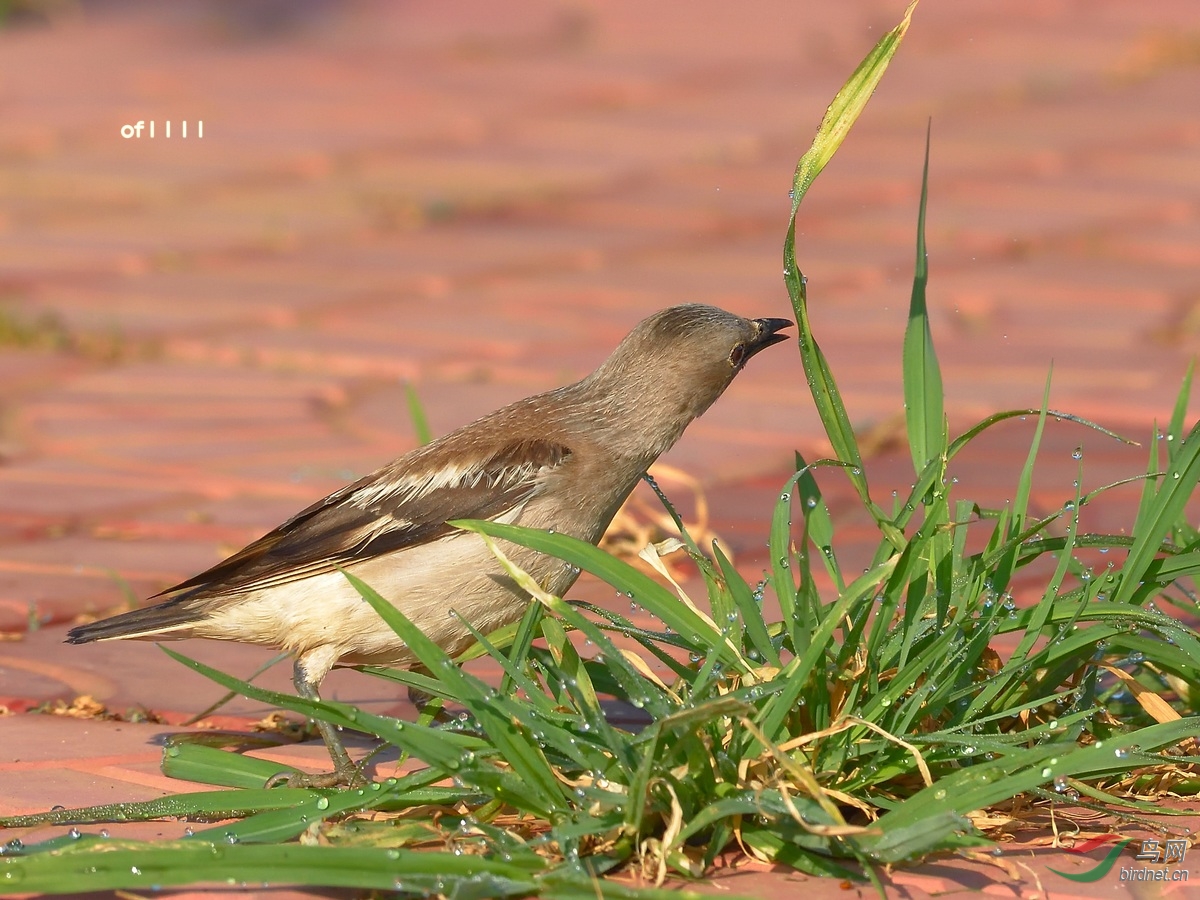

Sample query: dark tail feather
[65,598,203,644]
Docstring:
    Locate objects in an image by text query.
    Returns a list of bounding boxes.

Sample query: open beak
[746,317,793,358]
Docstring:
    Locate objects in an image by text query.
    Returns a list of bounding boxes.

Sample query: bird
[67,304,791,787]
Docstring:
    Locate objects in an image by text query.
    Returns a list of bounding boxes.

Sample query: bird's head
[578,304,792,459]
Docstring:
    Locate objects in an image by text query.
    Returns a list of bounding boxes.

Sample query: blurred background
[0,0,1198,633]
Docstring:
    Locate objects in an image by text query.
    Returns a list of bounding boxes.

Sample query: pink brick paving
[1,1,1199,897]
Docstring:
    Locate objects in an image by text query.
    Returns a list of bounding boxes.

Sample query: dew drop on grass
[1053,775,1069,792]
[68,828,81,840]
[1072,447,1083,460]
[1,866,25,884]
[315,797,330,810]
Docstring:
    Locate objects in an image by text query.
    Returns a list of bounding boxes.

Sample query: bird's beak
[746,317,793,358]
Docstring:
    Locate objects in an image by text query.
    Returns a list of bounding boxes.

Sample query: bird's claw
[265,764,366,790]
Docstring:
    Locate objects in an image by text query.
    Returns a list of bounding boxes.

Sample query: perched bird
[67,304,791,786]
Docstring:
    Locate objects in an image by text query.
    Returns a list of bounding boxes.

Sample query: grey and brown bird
[67,304,791,786]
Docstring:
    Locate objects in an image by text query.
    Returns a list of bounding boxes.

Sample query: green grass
[3,1,1198,895]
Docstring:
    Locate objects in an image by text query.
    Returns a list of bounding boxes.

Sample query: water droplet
[315,797,330,810]
[1071,447,1083,460]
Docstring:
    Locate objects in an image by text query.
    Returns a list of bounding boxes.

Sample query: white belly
[192,530,573,668]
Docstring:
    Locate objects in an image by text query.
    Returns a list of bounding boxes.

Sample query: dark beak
[746,317,793,358]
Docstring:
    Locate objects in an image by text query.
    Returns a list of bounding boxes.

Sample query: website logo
[1050,837,1190,884]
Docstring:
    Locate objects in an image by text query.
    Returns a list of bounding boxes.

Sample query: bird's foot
[265,761,366,790]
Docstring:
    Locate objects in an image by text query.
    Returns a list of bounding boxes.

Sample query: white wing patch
[349,459,551,511]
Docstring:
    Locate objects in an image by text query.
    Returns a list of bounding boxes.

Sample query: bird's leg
[407,683,434,713]
[265,658,365,789]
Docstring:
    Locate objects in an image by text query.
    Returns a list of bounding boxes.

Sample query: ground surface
[1,1,1199,897]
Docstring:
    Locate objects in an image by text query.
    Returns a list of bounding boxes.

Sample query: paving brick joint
[1,1,1198,897]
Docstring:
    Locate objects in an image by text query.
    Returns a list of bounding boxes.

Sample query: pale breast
[193,525,580,668]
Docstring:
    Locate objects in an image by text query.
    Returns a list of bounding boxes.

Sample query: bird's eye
[728,342,747,367]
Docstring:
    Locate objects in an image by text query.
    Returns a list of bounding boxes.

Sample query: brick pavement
[1,1,1199,897]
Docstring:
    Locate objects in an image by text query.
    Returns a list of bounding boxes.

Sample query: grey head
[574,304,792,459]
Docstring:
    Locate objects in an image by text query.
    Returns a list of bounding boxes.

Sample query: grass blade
[902,122,945,476]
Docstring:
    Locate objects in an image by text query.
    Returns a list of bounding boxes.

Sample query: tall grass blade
[902,122,945,475]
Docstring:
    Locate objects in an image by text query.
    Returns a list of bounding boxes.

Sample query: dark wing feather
[159,439,571,601]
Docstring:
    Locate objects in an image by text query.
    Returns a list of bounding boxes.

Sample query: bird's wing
[160,439,571,601]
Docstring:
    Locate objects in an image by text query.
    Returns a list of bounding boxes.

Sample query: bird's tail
[65,599,203,644]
